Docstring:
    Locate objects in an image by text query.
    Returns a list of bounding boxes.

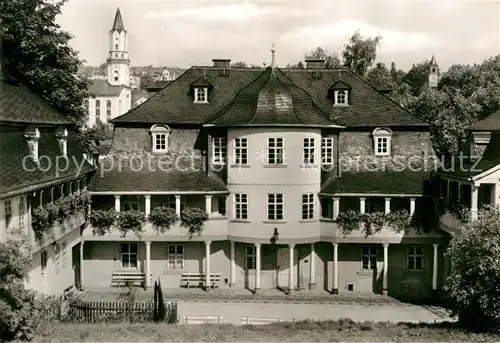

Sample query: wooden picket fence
[63,300,178,324]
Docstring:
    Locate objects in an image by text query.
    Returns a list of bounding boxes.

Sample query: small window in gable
[190,77,212,103]
[24,126,41,161]
[194,87,208,103]
[330,80,351,106]
[150,124,171,153]
[372,127,393,156]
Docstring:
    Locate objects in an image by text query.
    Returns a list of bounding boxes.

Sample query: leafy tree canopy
[342,30,382,78]
[306,47,341,69]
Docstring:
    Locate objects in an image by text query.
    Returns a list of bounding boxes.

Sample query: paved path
[177,301,452,325]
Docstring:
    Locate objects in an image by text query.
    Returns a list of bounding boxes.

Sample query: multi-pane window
[41,250,47,272]
[62,241,67,269]
[95,100,101,118]
[302,138,315,164]
[267,193,283,220]
[18,197,24,229]
[407,246,424,270]
[4,199,11,228]
[106,100,112,121]
[322,138,334,165]
[167,244,184,269]
[194,88,208,103]
[121,243,138,269]
[122,195,139,211]
[361,246,377,270]
[376,137,389,155]
[335,90,347,105]
[234,138,248,165]
[267,138,284,164]
[245,245,256,270]
[234,193,248,220]
[212,137,227,165]
[54,244,61,274]
[155,134,167,151]
[302,193,315,220]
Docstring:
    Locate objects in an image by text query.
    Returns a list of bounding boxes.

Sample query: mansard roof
[88,79,128,97]
[112,66,429,128]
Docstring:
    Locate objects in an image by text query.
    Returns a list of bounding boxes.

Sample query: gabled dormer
[55,127,68,157]
[329,80,352,106]
[190,77,212,103]
[24,125,40,161]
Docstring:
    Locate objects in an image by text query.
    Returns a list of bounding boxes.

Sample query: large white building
[85,7,137,127]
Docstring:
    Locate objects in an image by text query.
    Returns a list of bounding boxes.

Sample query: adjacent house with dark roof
[0,22,96,295]
[83,50,449,300]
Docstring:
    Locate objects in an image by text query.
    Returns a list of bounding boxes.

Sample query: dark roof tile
[89,80,127,97]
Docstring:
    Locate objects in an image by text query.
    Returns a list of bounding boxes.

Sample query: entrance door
[276,248,298,290]
[72,243,81,289]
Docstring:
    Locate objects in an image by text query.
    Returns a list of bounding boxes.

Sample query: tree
[140,73,155,88]
[403,61,431,96]
[306,47,341,69]
[286,61,304,69]
[445,207,500,332]
[97,62,107,75]
[366,62,392,86]
[230,61,247,68]
[342,30,382,78]
[390,61,406,85]
[1,0,90,127]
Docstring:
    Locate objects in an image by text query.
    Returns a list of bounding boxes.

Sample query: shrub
[180,207,208,237]
[445,207,500,332]
[89,209,117,236]
[148,206,179,234]
[117,210,146,238]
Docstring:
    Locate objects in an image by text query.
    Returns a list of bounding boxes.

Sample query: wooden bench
[183,315,223,324]
[180,273,221,289]
[111,270,146,289]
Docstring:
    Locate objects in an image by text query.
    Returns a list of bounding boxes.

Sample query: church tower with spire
[107,6,130,86]
[428,55,439,90]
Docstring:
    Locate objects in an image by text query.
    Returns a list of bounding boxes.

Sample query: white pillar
[360,197,366,214]
[205,241,211,290]
[446,180,450,201]
[288,244,295,293]
[230,241,236,287]
[458,182,462,200]
[145,195,151,216]
[384,198,391,214]
[114,195,120,212]
[205,195,213,215]
[145,241,151,287]
[410,198,416,216]
[382,243,389,295]
[332,197,340,220]
[432,244,439,292]
[309,243,316,289]
[79,241,84,290]
[175,195,181,216]
[490,184,496,207]
[471,185,478,221]
[332,243,338,294]
[255,243,261,292]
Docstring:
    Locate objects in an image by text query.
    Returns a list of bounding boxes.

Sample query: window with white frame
[302,138,315,164]
[407,246,424,270]
[121,243,138,269]
[361,246,377,270]
[122,195,139,211]
[212,137,227,165]
[194,87,208,103]
[302,193,315,220]
[334,90,348,105]
[234,193,248,220]
[4,199,11,228]
[106,100,112,121]
[18,197,25,229]
[267,138,284,164]
[322,137,334,165]
[245,245,256,270]
[54,244,61,274]
[267,193,283,220]
[167,244,184,269]
[41,250,47,272]
[62,241,67,269]
[234,138,248,165]
[150,125,170,153]
[372,128,393,156]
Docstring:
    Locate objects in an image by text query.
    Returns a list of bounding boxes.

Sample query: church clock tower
[107,6,130,86]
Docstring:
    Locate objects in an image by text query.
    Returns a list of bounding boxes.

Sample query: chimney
[212,59,231,68]
[305,58,325,69]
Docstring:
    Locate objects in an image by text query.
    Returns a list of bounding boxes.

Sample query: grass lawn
[33,320,500,342]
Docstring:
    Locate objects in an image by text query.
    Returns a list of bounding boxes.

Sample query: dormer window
[194,87,208,103]
[24,126,41,161]
[330,80,351,106]
[335,90,348,105]
[372,128,393,156]
[55,127,68,157]
[150,124,171,153]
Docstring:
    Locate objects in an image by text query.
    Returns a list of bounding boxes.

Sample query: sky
[57,0,500,71]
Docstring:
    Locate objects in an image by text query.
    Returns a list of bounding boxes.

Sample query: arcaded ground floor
[81,240,450,300]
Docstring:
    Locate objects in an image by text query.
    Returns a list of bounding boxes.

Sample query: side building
[83,53,449,300]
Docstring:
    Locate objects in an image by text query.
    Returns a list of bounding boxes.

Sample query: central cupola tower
[107,6,130,86]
